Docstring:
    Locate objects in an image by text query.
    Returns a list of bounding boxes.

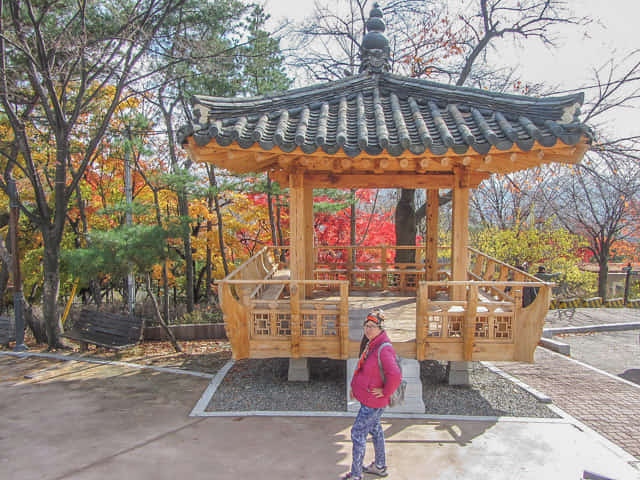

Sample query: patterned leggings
[350,404,386,478]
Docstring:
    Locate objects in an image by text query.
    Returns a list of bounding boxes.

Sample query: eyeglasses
[364,323,379,329]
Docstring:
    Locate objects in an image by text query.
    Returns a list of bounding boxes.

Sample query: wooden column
[289,171,306,284]
[416,283,427,361]
[304,186,314,296]
[425,189,439,282]
[451,168,470,300]
[339,282,349,359]
[289,170,306,357]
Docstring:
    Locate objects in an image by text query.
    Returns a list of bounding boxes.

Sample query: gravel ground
[421,361,559,418]
[207,358,559,417]
[207,358,346,412]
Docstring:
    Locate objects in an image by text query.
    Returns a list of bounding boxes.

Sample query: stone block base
[288,358,310,382]
[448,361,471,386]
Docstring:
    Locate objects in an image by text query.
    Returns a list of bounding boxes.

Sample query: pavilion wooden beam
[303,173,488,189]
[451,167,470,300]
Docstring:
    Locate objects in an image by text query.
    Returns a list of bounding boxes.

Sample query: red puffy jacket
[350,330,402,408]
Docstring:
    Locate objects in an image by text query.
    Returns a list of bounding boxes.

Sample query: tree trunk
[42,232,63,348]
[208,166,229,276]
[0,253,9,314]
[598,256,609,301]
[25,302,48,344]
[145,273,182,353]
[206,194,213,303]
[74,182,101,307]
[395,189,417,264]
[178,191,194,313]
[0,233,47,342]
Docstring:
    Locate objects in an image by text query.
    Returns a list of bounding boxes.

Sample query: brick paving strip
[496,347,640,461]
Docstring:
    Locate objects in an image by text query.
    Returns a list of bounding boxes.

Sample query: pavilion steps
[346,356,425,414]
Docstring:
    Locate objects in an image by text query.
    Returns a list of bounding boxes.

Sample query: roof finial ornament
[359,2,390,74]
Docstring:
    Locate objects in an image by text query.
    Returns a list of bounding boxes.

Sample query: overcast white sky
[264,0,639,137]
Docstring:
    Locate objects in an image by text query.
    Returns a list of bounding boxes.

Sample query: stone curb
[539,337,571,355]
[191,409,571,422]
[189,359,235,416]
[543,322,640,337]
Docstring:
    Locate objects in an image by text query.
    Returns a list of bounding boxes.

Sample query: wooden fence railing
[219,247,349,359]
[219,245,553,362]
[311,245,451,291]
[417,280,552,362]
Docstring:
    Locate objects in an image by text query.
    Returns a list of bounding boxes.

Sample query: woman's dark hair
[358,309,385,356]
[358,335,369,357]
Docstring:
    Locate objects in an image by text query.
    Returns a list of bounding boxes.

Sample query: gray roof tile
[179,73,590,158]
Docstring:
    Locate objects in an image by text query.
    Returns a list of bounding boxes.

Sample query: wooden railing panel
[417,274,552,362]
[220,245,552,362]
[219,276,349,360]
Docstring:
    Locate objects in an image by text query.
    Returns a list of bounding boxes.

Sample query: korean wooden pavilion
[179,3,590,363]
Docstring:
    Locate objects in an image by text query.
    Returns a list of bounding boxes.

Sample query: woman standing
[343,310,402,479]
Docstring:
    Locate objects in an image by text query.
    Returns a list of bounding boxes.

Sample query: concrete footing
[288,358,310,382]
[448,361,471,386]
[540,337,571,355]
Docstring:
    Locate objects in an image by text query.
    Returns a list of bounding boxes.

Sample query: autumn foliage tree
[0,0,190,347]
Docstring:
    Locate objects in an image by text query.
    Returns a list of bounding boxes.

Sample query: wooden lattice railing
[312,245,450,291]
[219,245,552,362]
[416,248,553,362]
[219,247,349,359]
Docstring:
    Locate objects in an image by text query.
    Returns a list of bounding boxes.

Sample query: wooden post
[289,171,306,290]
[339,282,349,359]
[451,168,470,300]
[463,284,478,361]
[472,251,484,278]
[512,271,524,314]
[291,282,301,358]
[416,283,427,360]
[483,261,496,281]
[304,186,314,297]
[381,246,388,290]
[426,189,439,281]
[347,245,354,288]
[289,171,306,357]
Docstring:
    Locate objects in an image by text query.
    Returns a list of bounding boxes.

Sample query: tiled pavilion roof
[180,73,589,158]
[178,2,590,177]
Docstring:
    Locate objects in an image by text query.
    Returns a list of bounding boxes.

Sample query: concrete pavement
[1,354,639,480]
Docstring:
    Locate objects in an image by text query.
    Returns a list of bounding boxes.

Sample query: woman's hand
[350,390,356,400]
[371,387,384,398]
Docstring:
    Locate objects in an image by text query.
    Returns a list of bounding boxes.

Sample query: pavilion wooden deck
[219,245,552,362]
